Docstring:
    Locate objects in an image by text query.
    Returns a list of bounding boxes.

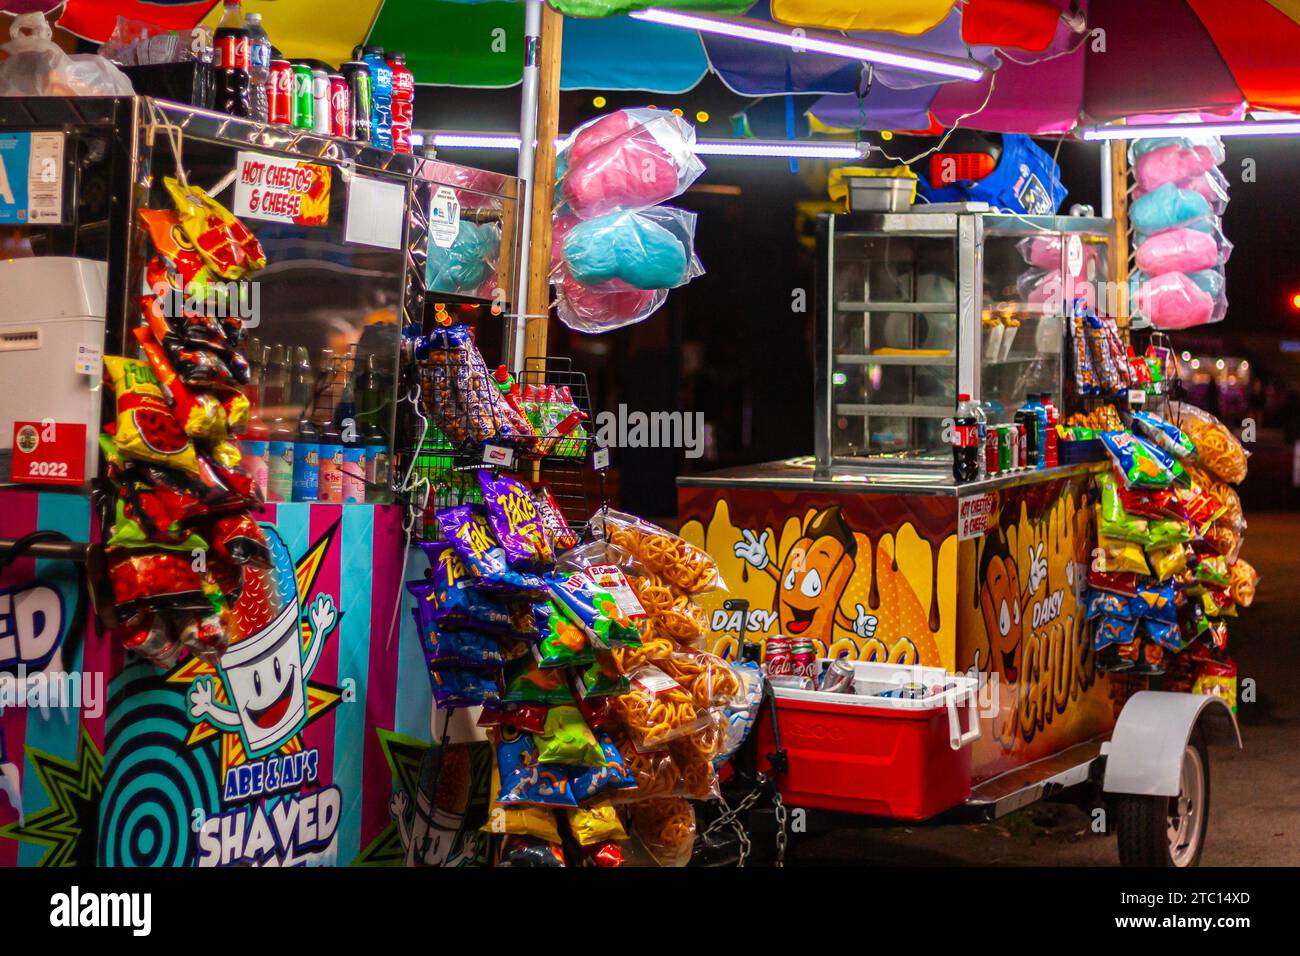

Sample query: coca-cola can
[268,59,293,125]
[819,658,856,693]
[764,636,792,676]
[984,426,999,476]
[310,68,331,135]
[328,73,352,138]
[790,639,817,680]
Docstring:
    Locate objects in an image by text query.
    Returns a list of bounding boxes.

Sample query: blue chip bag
[1087,590,1135,621]
[1100,430,1181,489]
[1135,582,1179,624]
[493,728,578,807]
[415,542,516,632]
[1093,614,1138,651]
[410,604,504,670]
[569,732,637,803]
[430,668,501,708]
[436,504,549,597]
[1131,411,1196,461]
[1141,618,1182,651]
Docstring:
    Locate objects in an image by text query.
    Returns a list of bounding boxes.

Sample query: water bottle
[245,12,272,122]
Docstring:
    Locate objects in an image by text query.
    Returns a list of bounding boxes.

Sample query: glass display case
[814,208,1114,478]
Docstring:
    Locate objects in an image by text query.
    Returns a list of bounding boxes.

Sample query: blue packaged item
[1131,411,1196,461]
[916,134,1067,214]
[426,220,498,294]
[563,210,689,290]
[408,598,504,670]
[494,728,578,807]
[1142,619,1183,651]
[1130,182,1212,234]
[1135,582,1179,624]
[1087,590,1135,621]
[417,542,517,632]
[362,46,393,149]
[433,506,549,598]
[569,731,636,802]
[430,668,501,708]
[1093,614,1138,651]
[291,439,319,502]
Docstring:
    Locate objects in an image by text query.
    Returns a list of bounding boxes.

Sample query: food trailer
[678,206,1241,866]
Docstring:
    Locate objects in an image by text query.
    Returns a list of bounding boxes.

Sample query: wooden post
[523,4,564,376]
[1109,139,1132,330]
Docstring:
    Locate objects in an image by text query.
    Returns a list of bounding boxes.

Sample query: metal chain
[701,785,766,867]
[772,787,788,867]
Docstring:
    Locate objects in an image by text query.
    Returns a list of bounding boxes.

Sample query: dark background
[418,78,1300,519]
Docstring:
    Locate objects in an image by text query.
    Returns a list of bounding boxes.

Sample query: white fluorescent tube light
[629,8,987,82]
[430,132,524,149]
[694,139,865,158]
[423,133,864,159]
[1082,119,1300,140]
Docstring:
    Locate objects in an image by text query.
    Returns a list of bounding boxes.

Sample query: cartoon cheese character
[187,527,336,759]
[734,505,877,644]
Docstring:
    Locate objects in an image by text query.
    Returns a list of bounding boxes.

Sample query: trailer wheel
[1115,728,1210,867]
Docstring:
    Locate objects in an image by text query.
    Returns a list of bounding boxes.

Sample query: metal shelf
[835,403,951,418]
[835,352,953,367]
[836,300,956,313]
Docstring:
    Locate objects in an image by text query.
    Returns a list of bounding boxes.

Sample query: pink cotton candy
[1135,144,1215,192]
[550,213,579,270]
[1139,271,1215,329]
[1135,227,1219,275]
[569,110,639,163]
[558,267,660,328]
[562,135,679,218]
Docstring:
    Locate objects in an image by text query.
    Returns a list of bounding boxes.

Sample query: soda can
[790,638,817,680]
[1015,423,1028,470]
[768,675,816,691]
[984,426,1000,476]
[819,658,856,693]
[291,62,314,129]
[764,636,792,677]
[996,424,1012,473]
[328,74,351,139]
[268,59,293,124]
[311,68,331,135]
[341,62,372,143]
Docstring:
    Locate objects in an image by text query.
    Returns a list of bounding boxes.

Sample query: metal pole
[1099,140,1113,219]
[508,0,544,373]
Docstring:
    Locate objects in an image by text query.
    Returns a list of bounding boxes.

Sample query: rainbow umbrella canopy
[22,0,1300,133]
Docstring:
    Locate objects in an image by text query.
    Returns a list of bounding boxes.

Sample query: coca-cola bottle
[952,393,981,483]
[386,51,414,154]
[213,1,251,118]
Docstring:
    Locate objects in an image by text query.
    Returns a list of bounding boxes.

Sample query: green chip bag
[535,705,605,766]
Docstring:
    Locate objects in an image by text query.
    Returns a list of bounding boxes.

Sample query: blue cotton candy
[426,221,498,294]
[563,211,688,290]
[1130,182,1211,234]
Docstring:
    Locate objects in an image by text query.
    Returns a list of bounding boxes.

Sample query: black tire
[1115,727,1210,867]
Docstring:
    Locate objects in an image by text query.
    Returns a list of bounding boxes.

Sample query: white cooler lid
[0,257,107,323]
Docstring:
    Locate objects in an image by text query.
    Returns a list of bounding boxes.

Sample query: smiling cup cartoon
[187,526,335,759]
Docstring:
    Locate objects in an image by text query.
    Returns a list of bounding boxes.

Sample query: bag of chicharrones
[589,509,723,596]
[556,108,705,220]
[1176,402,1248,485]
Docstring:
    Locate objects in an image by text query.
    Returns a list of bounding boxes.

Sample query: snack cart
[677,206,1242,866]
[0,95,524,867]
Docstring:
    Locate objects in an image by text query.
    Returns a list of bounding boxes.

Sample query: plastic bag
[628,797,696,867]
[1017,234,1103,273]
[1177,404,1248,484]
[1133,141,1219,192]
[557,108,705,219]
[554,267,667,334]
[589,509,723,595]
[1133,270,1222,329]
[1134,226,1228,276]
[1130,182,1212,234]
[0,13,134,96]
[426,220,499,295]
[560,206,702,291]
[610,664,711,749]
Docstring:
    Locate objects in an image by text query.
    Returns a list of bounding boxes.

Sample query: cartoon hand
[390,791,409,820]
[188,676,216,720]
[1027,543,1048,595]
[852,604,878,639]
[733,529,770,571]
[309,595,337,639]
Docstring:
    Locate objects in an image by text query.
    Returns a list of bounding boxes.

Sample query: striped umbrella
[30,0,1300,131]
